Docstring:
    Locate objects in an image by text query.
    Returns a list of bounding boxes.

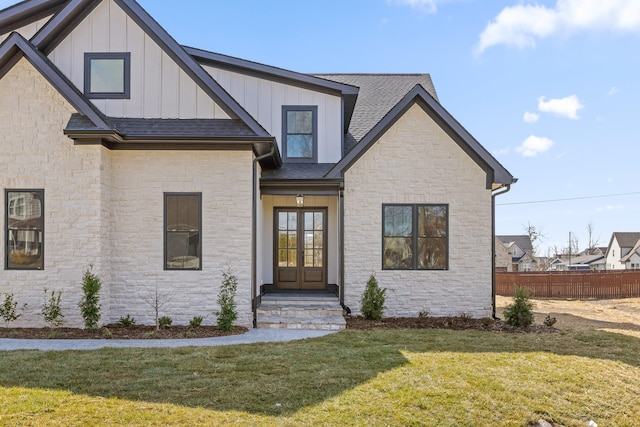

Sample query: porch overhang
[260,179,343,196]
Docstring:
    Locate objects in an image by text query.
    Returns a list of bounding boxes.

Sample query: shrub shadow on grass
[0,324,639,416]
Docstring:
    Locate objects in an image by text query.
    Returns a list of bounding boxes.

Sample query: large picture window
[383,204,448,270]
[84,52,131,99]
[282,106,317,163]
[164,193,201,270]
[5,189,44,270]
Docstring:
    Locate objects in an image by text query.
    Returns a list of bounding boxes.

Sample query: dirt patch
[496,295,640,334]
[0,325,248,340]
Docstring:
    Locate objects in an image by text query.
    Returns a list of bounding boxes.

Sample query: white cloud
[493,147,510,156]
[538,95,584,119]
[391,0,441,13]
[476,0,640,53]
[596,205,623,213]
[523,111,540,123]
[608,86,620,96]
[516,135,554,157]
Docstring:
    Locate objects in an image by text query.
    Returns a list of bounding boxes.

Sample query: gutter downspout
[338,183,350,313]
[252,144,276,328]
[491,183,512,320]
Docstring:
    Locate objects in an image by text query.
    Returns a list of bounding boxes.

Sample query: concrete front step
[256,293,346,330]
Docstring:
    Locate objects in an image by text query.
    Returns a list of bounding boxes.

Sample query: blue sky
[2,0,639,255]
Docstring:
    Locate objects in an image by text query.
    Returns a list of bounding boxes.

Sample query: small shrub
[41,288,64,328]
[458,312,472,320]
[158,316,173,329]
[101,328,113,339]
[215,267,238,331]
[361,274,386,321]
[0,293,23,325]
[544,315,557,328]
[78,265,102,331]
[189,316,203,328]
[116,315,136,327]
[418,310,429,318]
[503,287,535,327]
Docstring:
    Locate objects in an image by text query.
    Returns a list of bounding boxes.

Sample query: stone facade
[0,58,255,328]
[343,103,493,318]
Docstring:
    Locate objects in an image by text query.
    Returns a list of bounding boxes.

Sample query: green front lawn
[1,328,639,426]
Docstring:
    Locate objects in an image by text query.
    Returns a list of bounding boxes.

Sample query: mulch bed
[0,325,248,340]
[0,316,555,340]
[346,316,557,333]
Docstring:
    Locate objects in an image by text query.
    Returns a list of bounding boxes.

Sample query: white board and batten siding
[0,16,52,43]
[203,65,344,163]
[47,0,228,119]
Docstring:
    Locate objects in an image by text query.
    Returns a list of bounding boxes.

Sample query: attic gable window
[282,106,318,163]
[84,53,131,99]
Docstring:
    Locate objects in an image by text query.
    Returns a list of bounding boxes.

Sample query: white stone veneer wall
[0,58,255,328]
[108,150,254,327]
[343,103,493,318]
[0,58,111,327]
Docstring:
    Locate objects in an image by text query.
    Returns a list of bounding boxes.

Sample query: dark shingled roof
[66,114,256,138]
[497,235,535,254]
[612,232,640,249]
[261,163,335,180]
[315,74,438,153]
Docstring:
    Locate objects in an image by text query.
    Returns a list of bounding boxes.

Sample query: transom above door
[274,208,327,290]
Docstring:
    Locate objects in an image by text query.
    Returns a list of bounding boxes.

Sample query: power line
[496,191,640,206]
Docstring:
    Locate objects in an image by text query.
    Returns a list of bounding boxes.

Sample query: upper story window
[5,189,44,270]
[84,53,131,99]
[382,204,448,270]
[282,106,318,163]
[164,193,201,270]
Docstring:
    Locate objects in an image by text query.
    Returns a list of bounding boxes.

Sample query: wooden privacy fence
[496,271,640,299]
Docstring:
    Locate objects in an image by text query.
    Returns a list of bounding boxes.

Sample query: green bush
[360,274,386,321]
[503,287,535,327]
[41,288,64,328]
[158,316,173,329]
[78,266,102,331]
[116,315,136,327]
[215,267,238,331]
[189,316,203,328]
[0,293,22,325]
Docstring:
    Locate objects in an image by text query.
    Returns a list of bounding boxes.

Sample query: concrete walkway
[0,328,337,351]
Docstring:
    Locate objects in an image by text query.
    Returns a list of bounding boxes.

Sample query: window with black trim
[5,189,44,270]
[164,193,201,270]
[282,105,318,163]
[382,204,448,270]
[84,52,131,99]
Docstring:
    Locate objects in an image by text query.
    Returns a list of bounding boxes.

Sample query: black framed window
[164,193,201,270]
[282,105,318,163]
[5,189,44,270]
[84,52,131,99]
[383,204,448,270]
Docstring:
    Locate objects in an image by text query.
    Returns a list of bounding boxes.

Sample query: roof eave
[0,0,66,35]
[326,85,515,190]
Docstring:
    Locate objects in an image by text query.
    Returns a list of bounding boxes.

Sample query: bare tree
[523,221,545,256]
[586,222,601,254]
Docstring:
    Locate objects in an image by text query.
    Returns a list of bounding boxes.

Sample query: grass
[1,328,639,426]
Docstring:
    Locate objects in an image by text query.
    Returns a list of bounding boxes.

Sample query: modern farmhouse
[0,0,515,329]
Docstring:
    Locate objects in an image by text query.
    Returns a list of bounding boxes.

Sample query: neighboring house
[549,253,605,271]
[605,232,640,270]
[494,236,512,272]
[496,235,537,272]
[620,240,640,270]
[0,0,514,328]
